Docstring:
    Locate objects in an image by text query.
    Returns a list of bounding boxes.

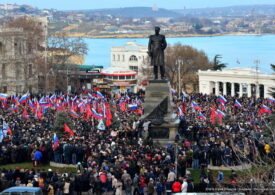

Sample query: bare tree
[47,31,88,92]
[165,43,212,92]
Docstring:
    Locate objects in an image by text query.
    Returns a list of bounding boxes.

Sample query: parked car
[0,187,42,195]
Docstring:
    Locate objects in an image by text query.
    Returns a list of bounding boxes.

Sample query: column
[239,83,243,97]
[256,84,260,98]
[263,85,268,98]
[208,81,212,95]
[247,84,251,97]
[231,82,235,97]
[223,82,227,95]
[215,82,219,95]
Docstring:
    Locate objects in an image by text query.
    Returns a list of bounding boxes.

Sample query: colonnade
[211,81,269,98]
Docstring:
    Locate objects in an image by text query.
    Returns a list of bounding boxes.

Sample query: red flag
[22,108,30,120]
[64,123,75,136]
[138,107,143,115]
[121,102,126,112]
[181,102,186,113]
[85,105,92,121]
[37,107,43,120]
[210,105,216,124]
[106,118,112,127]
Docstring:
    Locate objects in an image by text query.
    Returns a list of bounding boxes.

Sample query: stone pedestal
[142,80,179,144]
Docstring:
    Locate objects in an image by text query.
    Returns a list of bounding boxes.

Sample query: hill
[68,7,182,18]
[174,4,275,17]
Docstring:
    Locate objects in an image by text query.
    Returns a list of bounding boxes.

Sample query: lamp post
[175,141,178,178]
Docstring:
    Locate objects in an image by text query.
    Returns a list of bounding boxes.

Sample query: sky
[1,0,275,10]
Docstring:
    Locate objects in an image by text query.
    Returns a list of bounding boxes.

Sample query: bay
[84,35,275,73]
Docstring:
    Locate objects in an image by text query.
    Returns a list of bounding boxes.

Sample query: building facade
[101,67,137,93]
[110,41,148,81]
[198,68,274,98]
[0,28,40,95]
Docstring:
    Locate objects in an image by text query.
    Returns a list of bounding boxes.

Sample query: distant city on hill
[1,4,275,37]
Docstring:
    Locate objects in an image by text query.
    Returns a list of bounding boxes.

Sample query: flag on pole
[178,107,184,119]
[192,101,201,111]
[96,91,104,99]
[53,133,59,151]
[64,123,75,136]
[0,93,8,100]
[218,95,227,104]
[259,105,272,115]
[234,100,242,108]
[97,119,105,130]
[3,121,12,136]
[128,104,138,111]
[267,97,275,103]
[198,112,206,120]
[19,94,29,104]
[22,108,30,120]
[70,110,80,119]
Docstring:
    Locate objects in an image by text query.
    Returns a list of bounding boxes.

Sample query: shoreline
[67,32,272,39]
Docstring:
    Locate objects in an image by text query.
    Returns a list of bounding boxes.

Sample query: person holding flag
[234,100,242,108]
[3,121,12,136]
[64,123,75,136]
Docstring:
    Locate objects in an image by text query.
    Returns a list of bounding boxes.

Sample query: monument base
[148,121,178,145]
[142,79,179,145]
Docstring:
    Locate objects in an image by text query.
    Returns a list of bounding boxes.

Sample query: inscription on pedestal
[149,127,169,139]
[150,92,163,97]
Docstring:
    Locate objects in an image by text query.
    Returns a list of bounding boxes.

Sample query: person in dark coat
[74,173,82,195]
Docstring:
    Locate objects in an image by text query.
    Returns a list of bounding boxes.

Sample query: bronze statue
[148,26,167,80]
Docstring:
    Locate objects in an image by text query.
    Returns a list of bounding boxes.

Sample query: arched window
[113,54,116,61]
[122,55,125,61]
[117,55,120,61]
[129,55,138,61]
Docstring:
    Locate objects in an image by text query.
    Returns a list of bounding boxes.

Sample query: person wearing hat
[147,178,155,195]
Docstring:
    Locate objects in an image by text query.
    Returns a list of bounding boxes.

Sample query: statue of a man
[148,26,167,80]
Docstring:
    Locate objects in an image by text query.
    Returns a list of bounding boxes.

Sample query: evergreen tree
[269,64,275,98]
[53,111,73,137]
[212,54,227,70]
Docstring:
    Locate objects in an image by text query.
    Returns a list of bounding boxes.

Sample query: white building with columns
[198,68,274,98]
[110,41,148,81]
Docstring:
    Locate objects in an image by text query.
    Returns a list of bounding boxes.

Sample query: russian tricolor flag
[267,97,275,103]
[192,101,202,111]
[19,94,29,104]
[178,107,184,118]
[198,112,206,120]
[92,108,103,119]
[0,93,8,100]
[88,93,93,99]
[96,91,104,99]
[70,110,80,119]
[234,100,242,108]
[219,102,226,111]
[53,133,59,151]
[128,104,138,111]
[3,121,12,136]
[216,109,225,118]
[261,105,272,113]
[29,100,36,111]
[218,95,227,104]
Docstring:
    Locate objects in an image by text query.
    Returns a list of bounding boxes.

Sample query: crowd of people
[0,90,274,194]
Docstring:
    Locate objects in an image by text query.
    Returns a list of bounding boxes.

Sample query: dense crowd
[0,90,274,194]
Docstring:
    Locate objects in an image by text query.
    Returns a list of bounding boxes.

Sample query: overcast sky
[1,0,275,10]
